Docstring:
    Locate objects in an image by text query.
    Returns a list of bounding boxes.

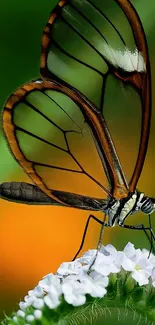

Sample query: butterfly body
[107,192,155,227]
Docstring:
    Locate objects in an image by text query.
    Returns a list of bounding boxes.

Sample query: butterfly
[0,0,155,259]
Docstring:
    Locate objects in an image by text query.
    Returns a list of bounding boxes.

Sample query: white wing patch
[35,80,44,84]
[103,44,146,72]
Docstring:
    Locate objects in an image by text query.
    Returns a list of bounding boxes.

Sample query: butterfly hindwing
[3,79,115,208]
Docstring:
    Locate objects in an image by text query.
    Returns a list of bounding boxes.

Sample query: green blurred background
[0,0,155,322]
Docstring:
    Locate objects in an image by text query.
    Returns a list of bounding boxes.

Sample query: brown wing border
[2,81,65,205]
[116,0,151,192]
[40,0,69,81]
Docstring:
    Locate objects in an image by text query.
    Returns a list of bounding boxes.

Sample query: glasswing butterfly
[0,0,155,259]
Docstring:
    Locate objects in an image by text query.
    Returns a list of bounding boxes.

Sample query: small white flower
[118,252,135,271]
[34,310,42,319]
[79,249,97,267]
[12,316,18,322]
[39,273,62,295]
[16,310,25,318]
[28,285,44,298]
[132,269,149,285]
[44,292,60,309]
[62,278,86,306]
[19,301,28,311]
[81,249,97,259]
[26,315,35,322]
[124,243,145,264]
[57,260,82,276]
[32,298,44,309]
[123,242,137,259]
[24,295,35,305]
[101,244,118,260]
[92,250,121,276]
[20,295,37,310]
[122,243,153,285]
[80,272,108,298]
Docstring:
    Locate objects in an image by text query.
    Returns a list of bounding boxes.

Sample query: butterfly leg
[72,214,104,261]
[148,214,155,255]
[119,221,155,254]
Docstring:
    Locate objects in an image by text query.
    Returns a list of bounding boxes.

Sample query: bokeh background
[0,0,155,321]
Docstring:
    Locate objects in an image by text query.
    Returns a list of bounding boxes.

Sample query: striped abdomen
[0,182,55,205]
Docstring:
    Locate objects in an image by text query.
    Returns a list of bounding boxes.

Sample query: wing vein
[85,0,126,46]
[61,17,107,62]
[43,89,83,132]
[50,38,104,76]
[34,162,82,172]
[65,133,111,195]
[15,126,68,152]
[24,99,64,132]
[68,2,108,44]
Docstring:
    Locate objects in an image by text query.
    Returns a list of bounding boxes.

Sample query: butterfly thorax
[106,191,155,227]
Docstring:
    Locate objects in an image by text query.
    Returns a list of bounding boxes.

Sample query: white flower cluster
[13,243,155,324]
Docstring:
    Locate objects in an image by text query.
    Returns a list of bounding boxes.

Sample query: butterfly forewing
[3,79,112,206]
[41,0,151,194]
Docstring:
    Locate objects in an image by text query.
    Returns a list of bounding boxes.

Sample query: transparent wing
[41,0,151,192]
[2,79,114,208]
